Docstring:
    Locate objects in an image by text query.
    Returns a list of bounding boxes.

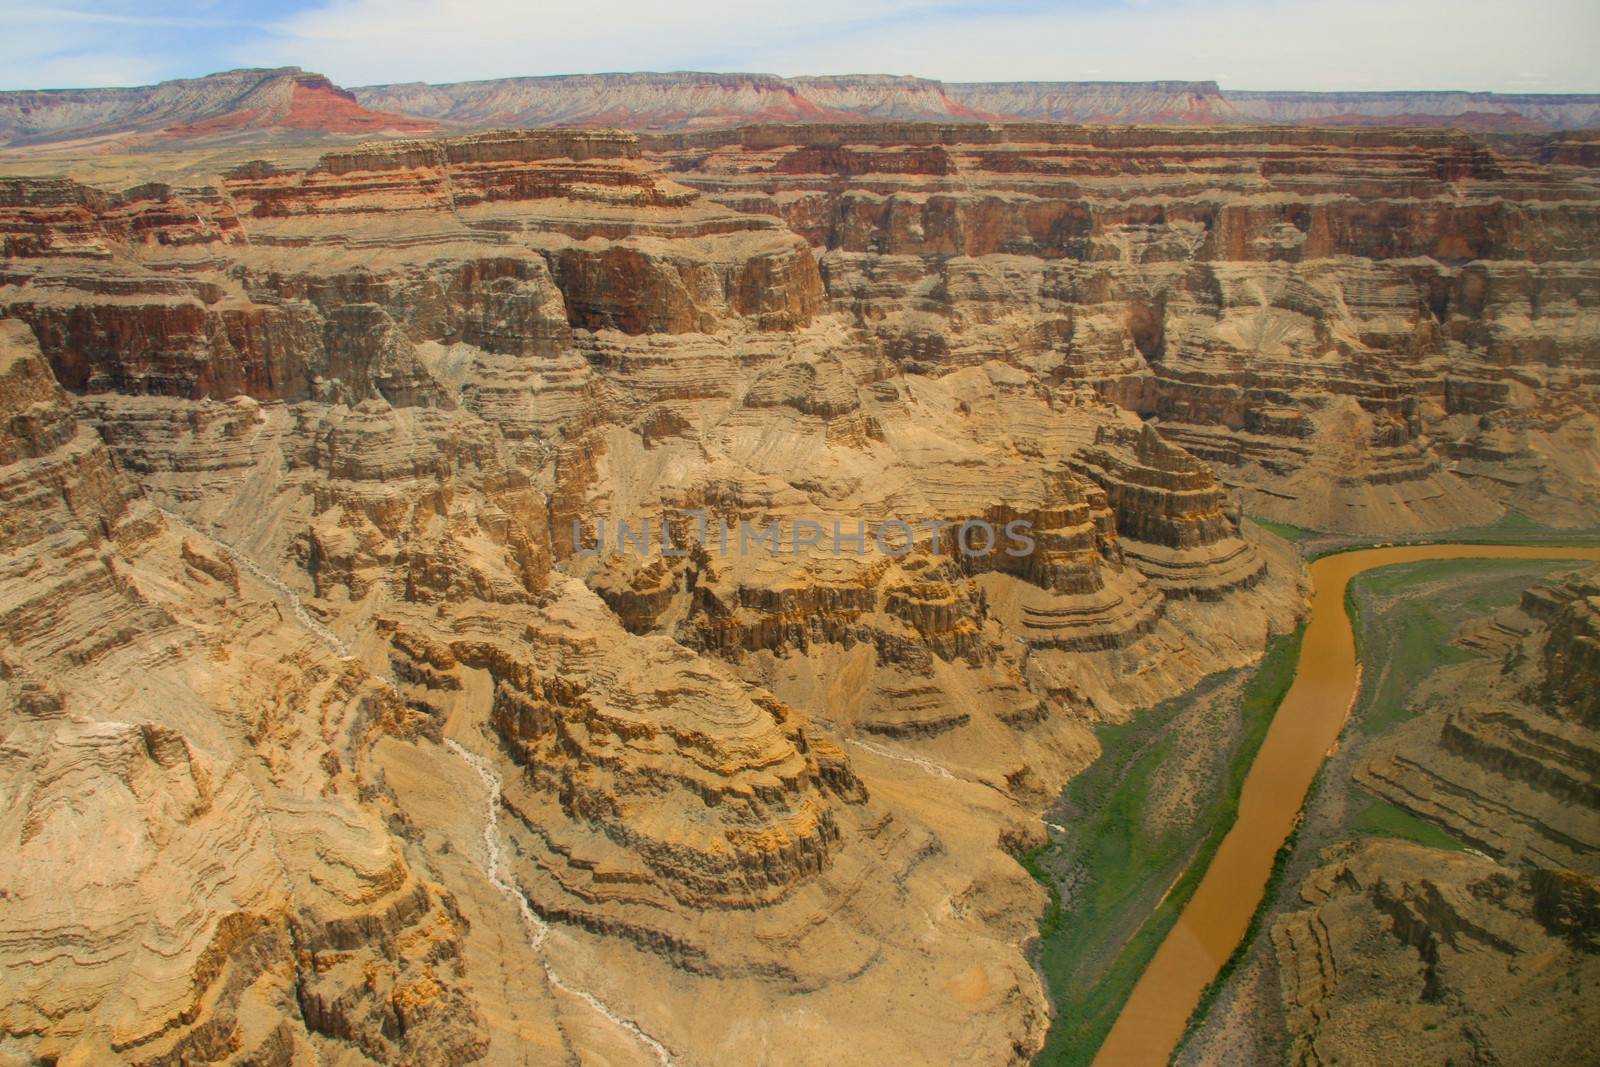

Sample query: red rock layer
[645,123,1600,532]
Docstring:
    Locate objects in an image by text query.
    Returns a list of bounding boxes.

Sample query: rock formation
[642,123,1600,533]
[0,68,434,154]
[0,320,494,1065]
[1,114,1594,1065]
[1266,839,1600,1067]
[352,73,1600,134]
[1359,566,1600,871]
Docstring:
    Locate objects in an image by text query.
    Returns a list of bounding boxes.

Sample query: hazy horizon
[4,0,1598,95]
[10,65,1600,97]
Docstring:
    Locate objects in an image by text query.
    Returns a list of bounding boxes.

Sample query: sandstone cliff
[1265,839,1600,1067]
[0,320,496,1065]
[644,123,1600,532]
[0,126,1308,1065]
[0,68,434,154]
[353,73,1600,134]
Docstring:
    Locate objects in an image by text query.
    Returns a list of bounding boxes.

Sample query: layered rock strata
[0,321,494,1066]
[1359,566,1600,872]
[11,113,1600,1065]
[0,125,1312,1065]
[349,73,1600,134]
[1266,839,1600,1067]
[0,67,434,153]
[6,68,1599,156]
[644,124,1600,533]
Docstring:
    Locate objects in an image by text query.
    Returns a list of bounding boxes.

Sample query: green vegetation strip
[1023,625,1305,1067]
[1174,554,1557,1053]
[1350,798,1469,852]
[1243,515,1317,542]
[1350,557,1572,735]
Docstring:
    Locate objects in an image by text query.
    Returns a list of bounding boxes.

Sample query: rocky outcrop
[0,322,493,1065]
[0,67,433,152]
[1070,423,1266,599]
[1267,839,1600,1067]
[1359,566,1600,872]
[411,587,873,921]
[1523,566,1600,725]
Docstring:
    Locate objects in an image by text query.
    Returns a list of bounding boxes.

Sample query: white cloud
[249,0,1599,92]
[4,0,1598,92]
[1,50,169,90]
[757,0,1600,92]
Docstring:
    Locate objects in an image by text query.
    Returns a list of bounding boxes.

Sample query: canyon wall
[0,125,1309,1065]
[5,68,1600,156]
[0,67,434,152]
[643,123,1600,533]
[0,117,1594,1064]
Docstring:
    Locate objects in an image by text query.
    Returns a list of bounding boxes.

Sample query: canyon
[0,107,1596,1066]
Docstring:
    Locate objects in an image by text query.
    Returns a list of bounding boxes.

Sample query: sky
[3,0,1598,94]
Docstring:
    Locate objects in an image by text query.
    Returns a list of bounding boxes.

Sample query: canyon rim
[2,7,1599,1066]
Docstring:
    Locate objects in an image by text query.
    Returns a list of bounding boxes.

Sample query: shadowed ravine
[1095,543,1600,1066]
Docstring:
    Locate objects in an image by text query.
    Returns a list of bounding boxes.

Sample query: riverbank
[1249,510,1600,558]
[1019,522,1600,1065]
[1022,627,1304,1066]
[1175,554,1600,1065]
[1092,543,1600,1065]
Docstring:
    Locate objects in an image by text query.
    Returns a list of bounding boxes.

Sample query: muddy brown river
[1093,543,1600,1066]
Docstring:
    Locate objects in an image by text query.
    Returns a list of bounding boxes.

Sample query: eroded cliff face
[644,124,1600,533]
[6,68,1598,158]
[3,119,1590,1065]
[349,73,1600,134]
[0,125,1318,1065]
[0,320,495,1066]
[1264,839,1600,1067]
[1358,566,1600,872]
[0,67,435,154]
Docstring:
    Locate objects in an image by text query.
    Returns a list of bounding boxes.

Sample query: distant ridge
[354,71,1600,132]
[0,67,434,151]
[2,67,1597,152]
